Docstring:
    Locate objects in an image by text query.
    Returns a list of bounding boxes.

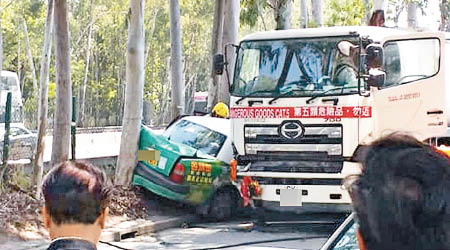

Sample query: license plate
[280,186,302,206]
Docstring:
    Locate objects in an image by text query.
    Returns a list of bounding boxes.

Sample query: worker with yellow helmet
[211,102,229,118]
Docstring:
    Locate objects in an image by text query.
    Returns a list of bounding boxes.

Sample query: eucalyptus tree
[51,0,72,165]
[33,0,53,199]
[169,0,184,119]
[115,0,145,186]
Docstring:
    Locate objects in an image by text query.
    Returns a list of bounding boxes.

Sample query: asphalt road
[96,211,347,250]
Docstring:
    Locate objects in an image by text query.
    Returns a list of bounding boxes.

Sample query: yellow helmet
[212,102,229,118]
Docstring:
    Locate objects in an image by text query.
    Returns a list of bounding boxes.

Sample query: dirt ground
[0,185,187,240]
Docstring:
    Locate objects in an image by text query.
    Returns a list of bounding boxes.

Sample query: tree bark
[22,18,38,90]
[115,0,145,186]
[51,0,72,166]
[274,0,291,30]
[0,0,3,76]
[169,0,184,119]
[440,0,450,31]
[217,0,239,104]
[407,2,417,29]
[311,0,322,27]
[33,0,53,199]
[373,0,387,11]
[300,0,308,28]
[207,0,224,112]
[78,2,93,127]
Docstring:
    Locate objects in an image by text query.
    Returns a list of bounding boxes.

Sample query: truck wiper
[268,89,314,104]
[306,86,358,104]
[235,90,273,105]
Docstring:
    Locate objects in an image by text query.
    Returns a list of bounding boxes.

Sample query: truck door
[372,33,447,141]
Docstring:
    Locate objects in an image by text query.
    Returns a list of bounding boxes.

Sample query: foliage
[325,0,366,26]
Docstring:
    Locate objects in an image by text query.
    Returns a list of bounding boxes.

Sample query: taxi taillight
[170,163,185,184]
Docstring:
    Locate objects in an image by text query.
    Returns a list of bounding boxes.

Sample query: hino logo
[279,120,305,139]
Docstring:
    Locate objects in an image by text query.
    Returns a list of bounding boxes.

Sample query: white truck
[215,26,448,211]
[0,70,23,123]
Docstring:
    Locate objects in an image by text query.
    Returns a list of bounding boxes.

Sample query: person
[368,10,385,27]
[211,102,229,118]
[41,161,111,250]
[348,133,450,250]
[333,41,359,88]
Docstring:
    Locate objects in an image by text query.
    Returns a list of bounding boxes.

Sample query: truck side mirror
[213,54,225,75]
[367,68,385,88]
[365,44,383,69]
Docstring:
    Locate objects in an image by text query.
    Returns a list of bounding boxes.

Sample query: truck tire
[209,189,235,221]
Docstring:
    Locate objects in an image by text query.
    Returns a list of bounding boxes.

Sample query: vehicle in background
[0,71,23,123]
[0,123,37,162]
[132,116,239,220]
[320,213,357,250]
[193,91,208,115]
[214,26,448,211]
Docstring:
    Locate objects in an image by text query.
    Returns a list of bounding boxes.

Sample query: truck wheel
[209,189,234,221]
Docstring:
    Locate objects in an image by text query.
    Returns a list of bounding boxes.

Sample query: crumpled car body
[132,116,235,205]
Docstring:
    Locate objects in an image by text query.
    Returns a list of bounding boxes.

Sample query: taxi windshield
[231,36,360,98]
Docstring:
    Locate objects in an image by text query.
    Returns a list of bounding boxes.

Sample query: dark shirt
[47,238,97,250]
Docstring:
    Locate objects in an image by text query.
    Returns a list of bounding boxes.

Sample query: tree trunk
[363,0,371,24]
[373,0,387,11]
[169,0,184,119]
[440,0,450,31]
[144,8,159,64]
[300,0,308,28]
[0,0,3,76]
[51,0,72,166]
[78,5,93,127]
[33,0,53,199]
[207,0,224,112]
[22,18,38,90]
[274,0,291,30]
[115,0,145,186]
[407,2,417,29]
[311,0,322,27]
[218,0,239,104]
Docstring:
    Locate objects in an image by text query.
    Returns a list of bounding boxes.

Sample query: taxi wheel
[209,189,234,221]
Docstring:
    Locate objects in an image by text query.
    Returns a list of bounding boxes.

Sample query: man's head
[350,134,450,250]
[41,161,111,243]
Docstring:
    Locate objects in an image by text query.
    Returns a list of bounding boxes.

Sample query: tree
[115,0,145,186]
[311,0,323,27]
[407,1,417,29]
[77,0,94,127]
[33,0,53,199]
[51,0,72,165]
[218,0,239,104]
[22,17,37,90]
[169,0,184,119]
[325,0,365,26]
[268,0,291,30]
[440,0,449,31]
[207,0,224,111]
[300,0,308,28]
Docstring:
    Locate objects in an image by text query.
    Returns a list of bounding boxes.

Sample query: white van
[0,71,23,123]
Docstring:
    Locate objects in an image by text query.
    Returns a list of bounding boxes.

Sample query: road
[1,211,346,250]
[98,211,344,250]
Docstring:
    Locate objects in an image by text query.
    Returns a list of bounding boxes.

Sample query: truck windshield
[232,36,360,98]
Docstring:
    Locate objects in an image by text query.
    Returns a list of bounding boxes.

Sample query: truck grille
[244,123,343,157]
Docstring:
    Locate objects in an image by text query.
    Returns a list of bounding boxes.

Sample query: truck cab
[225,27,447,211]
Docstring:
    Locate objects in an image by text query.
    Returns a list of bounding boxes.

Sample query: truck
[214,26,448,211]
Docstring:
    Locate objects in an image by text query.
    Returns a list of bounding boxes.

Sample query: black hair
[350,133,450,250]
[42,161,111,225]
[369,10,385,27]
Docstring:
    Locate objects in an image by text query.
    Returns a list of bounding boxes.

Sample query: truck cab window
[383,38,439,88]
